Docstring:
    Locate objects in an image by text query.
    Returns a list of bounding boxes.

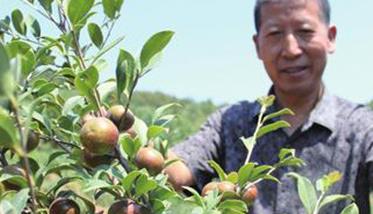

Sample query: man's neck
[274,85,324,135]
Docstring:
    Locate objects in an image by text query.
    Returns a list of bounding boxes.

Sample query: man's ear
[327,25,337,53]
[253,34,262,59]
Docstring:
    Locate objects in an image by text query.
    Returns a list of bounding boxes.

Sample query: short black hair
[254,0,331,32]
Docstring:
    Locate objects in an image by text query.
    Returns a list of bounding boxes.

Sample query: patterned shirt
[172,89,373,214]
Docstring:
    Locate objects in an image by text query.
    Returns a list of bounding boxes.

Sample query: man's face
[254,0,336,96]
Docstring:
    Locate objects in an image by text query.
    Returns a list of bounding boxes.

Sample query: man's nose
[281,34,302,58]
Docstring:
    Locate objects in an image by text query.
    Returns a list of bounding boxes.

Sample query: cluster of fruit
[80,105,165,174]
[202,181,258,206]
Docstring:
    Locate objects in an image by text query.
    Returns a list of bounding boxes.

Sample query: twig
[9,96,37,213]
[114,146,131,172]
[40,135,80,153]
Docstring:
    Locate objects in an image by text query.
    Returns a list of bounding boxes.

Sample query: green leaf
[240,136,255,155]
[91,36,125,65]
[47,176,82,195]
[0,200,16,214]
[62,96,85,116]
[116,49,136,100]
[102,0,124,19]
[257,120,290,139]
[121,170,141,192]
[0,42,13,98]
[74,66,99,108]
[226,172,239,184]
[237,163,256,187]
[208,160,227,181]
[257,95,275,108]
[278,148,296,161]
[11,9,27,35]
[319,194,354,211]
[183,186,205,207]
[152,103,181,125]
[38,0,53,13]
[135,174,157,196]
[88,23,103,48]
[26,15,41,38]
[218,199,248,213]
[0,108,18,148]
[316,171,342,193]
[83,179,112,192]
[67,0,94,27]
[140,31,174,72]
[287,172,317,214]
[6,40,35,77]
[340,203,359,214]
[249,165,273,181]
[263,108,294,122]
[147,125,167,140]
[10,188,29,213]
[119,134,142,159]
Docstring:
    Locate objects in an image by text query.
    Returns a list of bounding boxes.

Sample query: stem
[9,96,37,213]
[0,149,9,167]
[244,105,266,164]
[20,0,62,32]
[114,146,131,172]
[39,135,80,152]
[312,192,325,214]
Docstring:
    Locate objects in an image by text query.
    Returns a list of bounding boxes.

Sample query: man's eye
[267,31,281,37]
[299,29,314,35]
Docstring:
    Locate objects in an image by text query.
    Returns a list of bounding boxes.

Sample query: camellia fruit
[80,117,119,155]
[241,184,258,205]
[135,147,165,174]
[108,105,135,132]
[201,181,236,197]
[1,165,26,191]
[82,149,114,168]
[49,198,80,214]
[26,131,40,152]
[108,199,150,214]
[201,181,219,196]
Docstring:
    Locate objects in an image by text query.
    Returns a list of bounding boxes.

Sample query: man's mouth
[280,66,308,74]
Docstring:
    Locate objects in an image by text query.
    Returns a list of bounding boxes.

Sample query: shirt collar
[302,88,337,132]
[261,86,338,133]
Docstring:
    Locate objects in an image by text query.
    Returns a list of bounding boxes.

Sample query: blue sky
[1,0,373,105]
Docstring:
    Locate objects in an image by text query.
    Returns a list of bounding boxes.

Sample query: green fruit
[241,184,258,205]
[80,117,119,155]
[108,199,149,214]
[135,147,164,174]
[49,198,80,214]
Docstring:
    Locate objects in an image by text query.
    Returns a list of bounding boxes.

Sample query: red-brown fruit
[82,149,114,168]
[201,181,219,196]
[80,114,95,125]
[107,105,135,132]
[80,117,119,155]
[108,199,150,214]
[135,147,165,174]
[241,184,258,205]
[26,131,40,152]
[201,181,236,197]
[49,198,80,214]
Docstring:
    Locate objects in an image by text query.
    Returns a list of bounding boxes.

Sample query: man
[165,0,373,213]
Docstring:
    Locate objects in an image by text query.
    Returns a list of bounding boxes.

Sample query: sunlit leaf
[88,23,103,48]
[287,172,317,214]
[140,31,174,72]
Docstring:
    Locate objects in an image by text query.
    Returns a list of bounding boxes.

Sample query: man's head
[253,0,336,97]
[254,0,331,33]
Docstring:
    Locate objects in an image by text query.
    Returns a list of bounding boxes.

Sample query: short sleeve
[172,108,225,190]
